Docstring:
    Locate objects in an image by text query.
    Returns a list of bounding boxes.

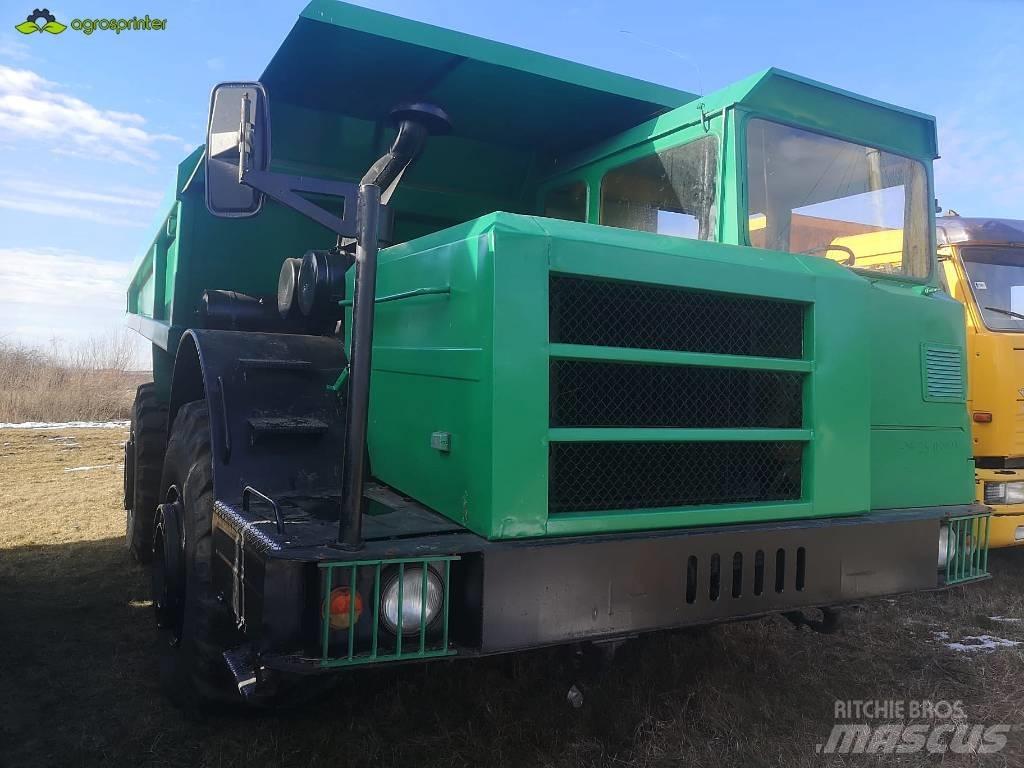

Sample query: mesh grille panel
[550,360,803,428]
[549,441,803,513]
[549,275,804,359]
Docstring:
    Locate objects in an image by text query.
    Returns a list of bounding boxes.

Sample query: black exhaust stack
[338,103,451,550]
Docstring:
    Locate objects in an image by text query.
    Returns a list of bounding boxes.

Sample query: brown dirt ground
[2,427,1023,768]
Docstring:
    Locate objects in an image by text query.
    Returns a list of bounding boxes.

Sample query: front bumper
[211,499,990,672]
[975,468,1024,548]
[989,514,1024,548]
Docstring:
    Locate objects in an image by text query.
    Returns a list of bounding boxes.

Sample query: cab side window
[600,137,718,240]
[543,181,588,223]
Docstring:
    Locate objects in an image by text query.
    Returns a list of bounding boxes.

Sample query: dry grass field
[2,425,1024,768]
[0,335,148,424]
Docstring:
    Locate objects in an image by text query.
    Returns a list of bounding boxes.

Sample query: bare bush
[0,330,149,423]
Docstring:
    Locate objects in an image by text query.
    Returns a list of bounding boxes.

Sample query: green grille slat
[922,344,965,402]
[319,555,459,668]
[396,563,404,658]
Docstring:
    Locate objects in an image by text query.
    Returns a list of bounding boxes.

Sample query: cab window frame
[738,111,936,285]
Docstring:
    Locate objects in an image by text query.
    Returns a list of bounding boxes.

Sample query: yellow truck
[936,217,1024,547]
[809,216,1024,547]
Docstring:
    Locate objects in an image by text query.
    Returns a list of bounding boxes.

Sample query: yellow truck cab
[937,217,1024,547]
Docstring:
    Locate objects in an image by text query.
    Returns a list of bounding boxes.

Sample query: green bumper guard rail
[319,555,459,667]
[943,513,991,585]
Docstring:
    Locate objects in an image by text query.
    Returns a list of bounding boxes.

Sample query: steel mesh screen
[548,441,803,513]
[550,360,803,428]
[549,275,805,359]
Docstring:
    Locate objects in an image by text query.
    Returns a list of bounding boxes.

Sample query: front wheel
[154,400,240,707]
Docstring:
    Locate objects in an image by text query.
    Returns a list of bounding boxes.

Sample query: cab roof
[938,217,1024,246]
[556,68,940,179]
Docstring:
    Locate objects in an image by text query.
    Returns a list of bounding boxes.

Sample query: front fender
[169,329,349,502]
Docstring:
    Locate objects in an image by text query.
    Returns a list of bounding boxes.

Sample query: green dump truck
[123,1,990,705]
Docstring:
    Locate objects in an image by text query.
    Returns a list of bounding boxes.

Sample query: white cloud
[0,195,149,227]
[0,248,149,365]
[0,37,34,63]
[1,178,162,209]
[0,64,182,167]
[0,177,162,226]
[0,247,130,309]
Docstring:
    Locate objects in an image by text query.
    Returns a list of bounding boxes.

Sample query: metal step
[238,358,315,374]
[248,415,330,441]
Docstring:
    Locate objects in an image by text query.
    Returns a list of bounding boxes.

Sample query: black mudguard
[168,329,348,503]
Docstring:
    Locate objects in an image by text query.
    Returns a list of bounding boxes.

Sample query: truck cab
[936,217,1024,547]
[531,69,970,520]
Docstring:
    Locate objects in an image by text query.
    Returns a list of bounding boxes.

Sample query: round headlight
[381,566,443,636]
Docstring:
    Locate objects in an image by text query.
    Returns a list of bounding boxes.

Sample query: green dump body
[127,1,974,542]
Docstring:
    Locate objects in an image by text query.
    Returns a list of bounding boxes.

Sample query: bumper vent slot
[549,274,804,359]
[922,344,965,402]
[682,546,806,607]
[550,359,803,428]
[548,441,803,513]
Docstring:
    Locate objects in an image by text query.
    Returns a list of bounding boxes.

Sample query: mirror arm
[240,169,362,238]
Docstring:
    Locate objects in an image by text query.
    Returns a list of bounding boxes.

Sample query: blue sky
[0,0,1021,359]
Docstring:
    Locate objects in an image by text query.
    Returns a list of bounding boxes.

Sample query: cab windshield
[746,119,931,279]
[960,246,1024,331]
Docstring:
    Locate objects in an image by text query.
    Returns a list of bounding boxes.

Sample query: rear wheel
[154,400,241,707]
[125,383,167,562]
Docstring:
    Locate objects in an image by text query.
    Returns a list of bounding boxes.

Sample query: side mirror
[205,82,270,218]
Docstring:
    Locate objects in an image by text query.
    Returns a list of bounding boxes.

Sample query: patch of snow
[989,616,1022,623]
[63,463,116,473]
[943,634,1021,653]
[0,420,129,430]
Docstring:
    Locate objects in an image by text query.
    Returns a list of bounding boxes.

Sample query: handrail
[242,485,285,534]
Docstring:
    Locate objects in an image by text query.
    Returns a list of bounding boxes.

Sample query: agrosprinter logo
[15,9,65,34]
[14,8,167,36]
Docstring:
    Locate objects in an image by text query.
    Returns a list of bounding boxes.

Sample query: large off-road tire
[154,400,241,708]
[125,383,168,563]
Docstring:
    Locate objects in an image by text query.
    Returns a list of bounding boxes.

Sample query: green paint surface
[365,213,969,539]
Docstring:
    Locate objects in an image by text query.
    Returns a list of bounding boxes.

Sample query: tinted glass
[601,137,718,240]
[543,181,587,222]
